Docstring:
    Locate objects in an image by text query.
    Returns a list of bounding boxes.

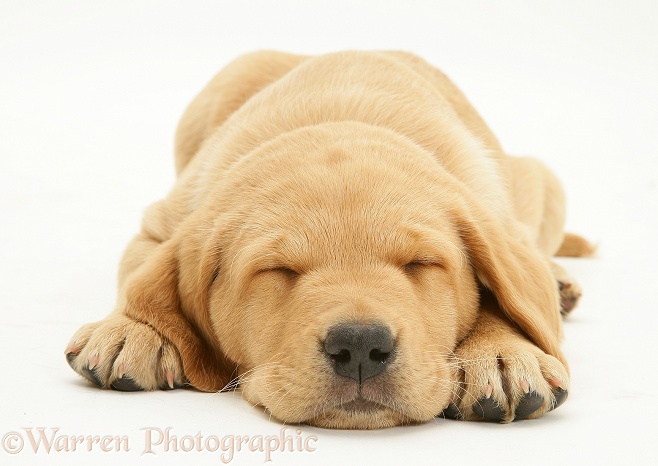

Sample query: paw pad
[80,366,103,387]
[111,376,143,392]
[514,392,544,420]
[472,397,505,422]
[549,388,568,411]
[558,280,581,315]
[439,403,461,420]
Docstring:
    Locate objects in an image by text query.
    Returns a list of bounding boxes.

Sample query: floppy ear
[453,201,566,367]
[122,233,234,391]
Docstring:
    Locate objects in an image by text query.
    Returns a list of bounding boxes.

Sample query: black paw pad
[81,366,103,387]
[65,352,77,368]
[473,397,505,422]
[560,297,578,315]
[549,388,568,411]
[514,391,544,420]
[439,403,461,420]
[558,281,579,315]
[111,376,143,392]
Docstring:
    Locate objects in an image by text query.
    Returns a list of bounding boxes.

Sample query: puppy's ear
[454,202,566,367]
[122,235,234,391]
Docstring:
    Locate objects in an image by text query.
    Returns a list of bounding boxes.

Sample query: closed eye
[403,259,443,275]
[264,266,301,279]
[403,261,424,274]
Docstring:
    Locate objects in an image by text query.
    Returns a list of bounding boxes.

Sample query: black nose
[323,323,395,383]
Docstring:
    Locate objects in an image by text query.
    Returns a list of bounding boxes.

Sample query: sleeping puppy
[65,51,591,429]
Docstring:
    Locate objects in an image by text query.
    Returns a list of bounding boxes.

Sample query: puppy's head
[200,123,483,428]
[127,122,563,429]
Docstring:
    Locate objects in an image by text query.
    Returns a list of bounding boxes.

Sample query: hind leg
[551,261,583,316]
[174,51,308,174]
[505,156,584,315]
[504,155,567,256]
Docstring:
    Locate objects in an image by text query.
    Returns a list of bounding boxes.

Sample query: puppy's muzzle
[323,323,395,383]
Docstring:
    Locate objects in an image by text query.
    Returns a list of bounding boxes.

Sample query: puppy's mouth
[306,393,414,429]
[338,396,386,413]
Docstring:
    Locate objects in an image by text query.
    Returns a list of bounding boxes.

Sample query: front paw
[65,314,185,391]
[441,338,569,423]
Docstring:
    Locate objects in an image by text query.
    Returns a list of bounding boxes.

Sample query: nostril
[329,348,351,364]
[369,348,390,363]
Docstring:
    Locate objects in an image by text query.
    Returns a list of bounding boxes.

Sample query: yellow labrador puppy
[65,51,591,429]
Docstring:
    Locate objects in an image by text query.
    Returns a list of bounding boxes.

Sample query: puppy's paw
[558,279,582,316]
[551,262,582,315]
[65,314,185,391]
[441,338,569,423]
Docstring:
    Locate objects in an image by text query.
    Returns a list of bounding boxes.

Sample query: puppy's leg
[66,213,231,392]
[66,201,185,390]
[65,313,185,391]
[551,261,583,316]
[504,156,589,316]
[504,155,566,256]
[441,293,569,423]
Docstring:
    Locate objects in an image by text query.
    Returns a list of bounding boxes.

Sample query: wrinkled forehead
[222,130,462,268]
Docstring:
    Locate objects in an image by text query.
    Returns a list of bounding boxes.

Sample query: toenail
[88,355,99,370]
[548,377,564,388]
[520,379,530,393]
[165,370,175,390]
[65,344,81,355]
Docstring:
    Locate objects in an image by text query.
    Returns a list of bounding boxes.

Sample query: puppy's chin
[304,403,420,430]
[245,385,427,429]
[306,409,416,430]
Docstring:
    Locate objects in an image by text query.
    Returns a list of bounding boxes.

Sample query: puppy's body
[66,51,588,429]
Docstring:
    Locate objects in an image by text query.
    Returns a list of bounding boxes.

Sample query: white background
[1,1,657,464]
